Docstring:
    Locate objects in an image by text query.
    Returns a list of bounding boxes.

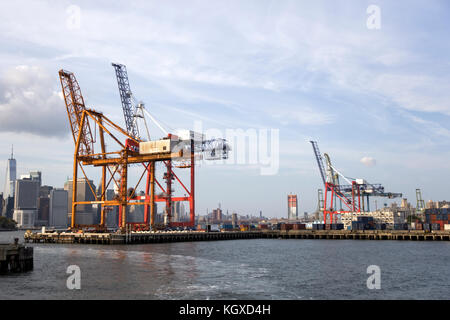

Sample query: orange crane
[58,69,180,232]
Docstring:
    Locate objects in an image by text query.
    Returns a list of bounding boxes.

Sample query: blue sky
[0,0,449,217]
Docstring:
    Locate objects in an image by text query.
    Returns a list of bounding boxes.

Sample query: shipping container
[139,139,178,155]
[375,223,387,230]
[330,223,344,230]
[281,224,294,231]
[431,223,441,231]
[293,224,306,230]
[394,223,408,230]
[312,224,325,230]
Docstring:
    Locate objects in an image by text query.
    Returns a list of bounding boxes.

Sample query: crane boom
[58,70,94,155]
[112,63,140,139]
[310,141,326,186]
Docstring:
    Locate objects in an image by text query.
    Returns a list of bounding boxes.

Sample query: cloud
[0,65,69,137]
[360,157,376,167]
[271,107,335,126]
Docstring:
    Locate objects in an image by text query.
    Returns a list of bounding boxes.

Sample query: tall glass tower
[4,146,16,198]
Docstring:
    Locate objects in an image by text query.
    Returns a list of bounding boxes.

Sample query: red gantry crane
[310,141,402,224]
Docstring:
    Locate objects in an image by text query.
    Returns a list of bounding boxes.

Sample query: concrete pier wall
[24,229,450,245]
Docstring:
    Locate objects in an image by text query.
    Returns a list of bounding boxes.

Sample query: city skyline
[1,1,450,218]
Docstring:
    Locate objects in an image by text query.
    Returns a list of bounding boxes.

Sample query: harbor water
[1,230,450,299]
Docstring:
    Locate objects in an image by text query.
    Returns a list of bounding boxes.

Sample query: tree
[0,216,17,230]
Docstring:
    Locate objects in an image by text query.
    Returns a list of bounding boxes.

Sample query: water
[1,230,450,299]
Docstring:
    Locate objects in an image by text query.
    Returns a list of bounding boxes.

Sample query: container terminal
[7,65,450,243]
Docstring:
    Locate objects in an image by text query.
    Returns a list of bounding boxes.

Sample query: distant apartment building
[13,177,40,228]
[212,208,223,222]
[288,194,298,220]
[49,188,68,228]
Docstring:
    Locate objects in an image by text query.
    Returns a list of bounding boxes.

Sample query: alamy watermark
[66,5,82,30]
[366,265,381,290]
[366,5,381,30]
[66,265,81,290]
[172,121,280,176]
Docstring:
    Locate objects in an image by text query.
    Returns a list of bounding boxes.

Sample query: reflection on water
[1,231,450,299]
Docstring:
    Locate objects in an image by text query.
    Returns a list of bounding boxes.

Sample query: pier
[23,229,450,245]
[0,240,34,273]
[262,230,450,241]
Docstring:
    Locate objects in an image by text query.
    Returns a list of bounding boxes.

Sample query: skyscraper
[0,193,3,217]
[4,146,16,198]
[13,177,40,228]
[64,178,97,225]
[29,171,42,187]
[288,194,298,220]
[49,188,68,228]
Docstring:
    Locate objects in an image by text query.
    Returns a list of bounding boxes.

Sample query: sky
[0,0,450,218]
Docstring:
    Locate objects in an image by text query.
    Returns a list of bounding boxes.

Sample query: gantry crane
[310,141,402,224]
[416,188,425,214]
[59,69,181,232]
[111,63,230,229]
